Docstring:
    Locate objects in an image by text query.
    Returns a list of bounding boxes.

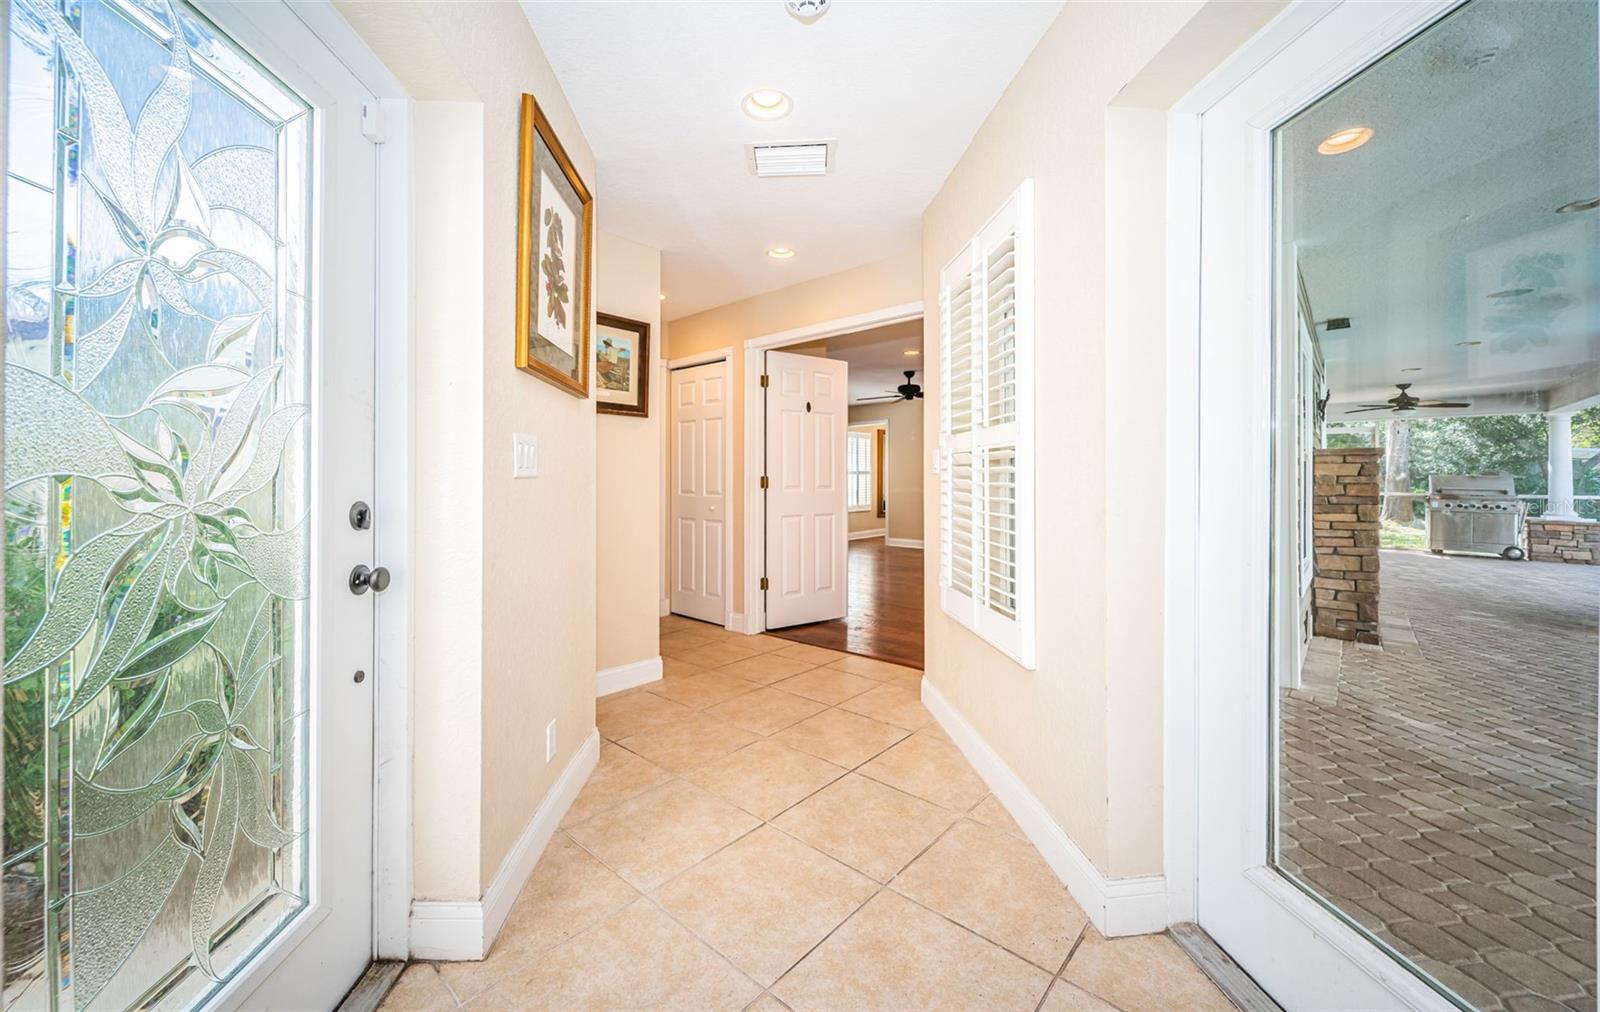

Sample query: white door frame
[264,0,417,965]
[667,348,736,628]
[741,301,922,633]
[1162,1,1459,1008]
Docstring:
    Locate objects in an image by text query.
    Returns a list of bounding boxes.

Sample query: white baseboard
[848,528,887,541]
[659,597,670,617]
[597,656,662,697]
[920,679,1166,937]
[409,728,601,959]
[727,612,761,635]
[885,537,924,550]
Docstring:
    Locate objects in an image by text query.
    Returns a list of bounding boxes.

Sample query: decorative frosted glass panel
[4,0,313,1008]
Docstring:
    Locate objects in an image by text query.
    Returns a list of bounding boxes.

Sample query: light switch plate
[544,719,557,763]
[513,433,538,478]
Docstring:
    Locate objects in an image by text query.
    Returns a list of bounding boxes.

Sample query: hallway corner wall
[339,0,600,914]
[596,232,664,676]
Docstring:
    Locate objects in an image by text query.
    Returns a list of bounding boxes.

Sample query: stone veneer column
[1311,448,1382,644]
[1527,517,1600,564]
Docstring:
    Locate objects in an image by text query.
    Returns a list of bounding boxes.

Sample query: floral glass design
[5,0,313,1007]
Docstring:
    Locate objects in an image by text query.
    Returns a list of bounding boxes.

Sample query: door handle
[349,564,392,595]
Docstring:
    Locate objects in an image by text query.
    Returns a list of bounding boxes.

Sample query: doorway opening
[756,317,926,670]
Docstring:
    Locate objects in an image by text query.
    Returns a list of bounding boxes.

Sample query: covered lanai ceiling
[519,0,1063,320]
[1286,0,1599,419]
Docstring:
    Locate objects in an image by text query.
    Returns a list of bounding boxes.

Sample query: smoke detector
[785,0,829,23]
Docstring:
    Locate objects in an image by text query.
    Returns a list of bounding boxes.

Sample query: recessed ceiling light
[1556,196,1600,214]
[1317,126,1374,155]
[743,88,792,121]
[903,349,920,357]
[1457,340,1483,347]
[766,247,796,260]
[1487,288,1533,298]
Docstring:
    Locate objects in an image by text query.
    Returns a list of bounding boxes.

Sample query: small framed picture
[516,93,593,397]
[595,313,650,417]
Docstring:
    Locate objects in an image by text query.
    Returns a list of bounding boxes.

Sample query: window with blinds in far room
[847,429,874,511]
[937,181,1035,669]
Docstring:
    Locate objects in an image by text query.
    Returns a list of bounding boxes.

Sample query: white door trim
[269,0,416,963]
[1164,1,1461,1008]
[741,301,923,632]
[666,351,735,628]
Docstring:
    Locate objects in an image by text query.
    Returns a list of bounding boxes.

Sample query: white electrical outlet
[513,433,538,478]
[544,719,557,763]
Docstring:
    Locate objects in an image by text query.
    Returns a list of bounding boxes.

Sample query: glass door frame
[1164,1,1466,1009]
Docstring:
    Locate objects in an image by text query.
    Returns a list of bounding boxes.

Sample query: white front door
[670,361,730,625]
[2,0,378,1007]
[1192,1,1503,1009]
[763,351,847,629]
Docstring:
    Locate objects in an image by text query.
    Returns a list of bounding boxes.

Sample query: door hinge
[760,475,769,489]
[760,374,770,388]
[760,576,769,591]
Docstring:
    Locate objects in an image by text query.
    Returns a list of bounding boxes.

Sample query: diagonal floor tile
[1040,981,1117,1011]
[645,670,762,710]
[772,773,956,882]
[468,898,760,1011]
[857,731,988,811]
[686,739,848,820]
[716,653,821,685]
[596,689,694,741]
[772,708,909,768]
[891,818,1087,971]
[567,779,760,890]
[662,656,710,678]
[561,744,673,828]
[771,642,846,665]
[706,687,828,736]
[838,681,931,730]
[743,634,798,654]
[772,891,1052,1011]
[968,793,1026,839]
[660,630,717,658]
[616,712,760,772]
[380,964,457,1011]
[824,654,923,681]
[1061,928,1235,1012]
[654,826,877,986]
[678,641,764,669]
[773,667,878,705]
[436,835,639,1003]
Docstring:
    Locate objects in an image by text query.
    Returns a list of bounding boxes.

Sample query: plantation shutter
[937,181,1035,669]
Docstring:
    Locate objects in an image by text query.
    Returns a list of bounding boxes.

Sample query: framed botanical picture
[595,313,651,417]
[516,93,593,396]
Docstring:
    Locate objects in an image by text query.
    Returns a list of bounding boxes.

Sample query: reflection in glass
[1271,2,1598,1009]
[4,0,312,1007]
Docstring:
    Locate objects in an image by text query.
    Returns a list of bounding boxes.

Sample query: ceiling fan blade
[914,391,925,398]
[856,395,900,402]
[1343,406,1394,414]
[1420,401,1471,408]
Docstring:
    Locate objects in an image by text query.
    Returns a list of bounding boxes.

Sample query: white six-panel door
[763,351,848,628]
[670,361,730,624]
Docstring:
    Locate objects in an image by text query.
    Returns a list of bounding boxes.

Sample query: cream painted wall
[662,250,921,612]
[340,0,600,900]
[920,0,1280,881]
[849,400,924,543]
[596,233,663,671]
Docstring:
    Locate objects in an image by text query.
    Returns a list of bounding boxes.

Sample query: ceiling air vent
[746,140,835,178]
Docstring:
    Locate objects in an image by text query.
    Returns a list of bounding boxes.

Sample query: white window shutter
[937,182,1035,670]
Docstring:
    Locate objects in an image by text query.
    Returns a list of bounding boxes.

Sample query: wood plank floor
[767,537,924,669]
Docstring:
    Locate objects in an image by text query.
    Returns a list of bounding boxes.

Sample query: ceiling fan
[1343,383,1471,414]
[858,370,925,403]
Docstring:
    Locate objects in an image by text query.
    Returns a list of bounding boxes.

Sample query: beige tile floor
[381,617,1235,1011]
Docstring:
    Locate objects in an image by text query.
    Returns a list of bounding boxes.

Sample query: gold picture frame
[516,93,593,396]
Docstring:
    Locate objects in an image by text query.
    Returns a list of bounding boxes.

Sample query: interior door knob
[349,564,391,595]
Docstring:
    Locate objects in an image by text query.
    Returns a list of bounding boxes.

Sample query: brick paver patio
[1280,549,1597,1011]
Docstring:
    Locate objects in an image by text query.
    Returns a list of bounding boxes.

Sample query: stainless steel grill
[1425,473,1526,559]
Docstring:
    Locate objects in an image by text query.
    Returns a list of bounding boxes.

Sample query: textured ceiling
[519,0,1063,320]
[1285,0,1598,415]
